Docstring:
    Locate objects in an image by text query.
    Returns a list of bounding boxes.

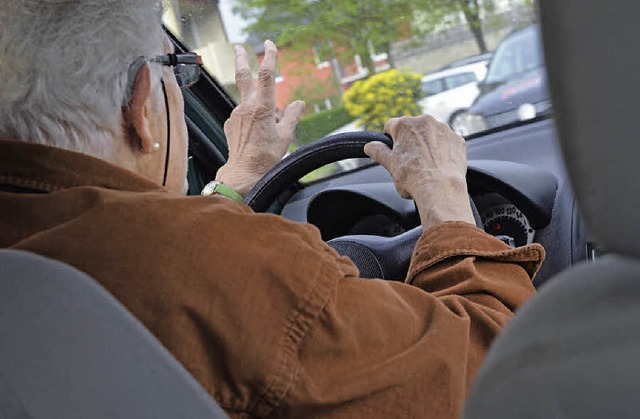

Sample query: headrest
[540,1,640,257]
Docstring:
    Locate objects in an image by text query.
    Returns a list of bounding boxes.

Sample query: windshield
[163,0,549,182]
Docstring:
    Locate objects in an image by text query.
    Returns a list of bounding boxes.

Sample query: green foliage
[342,69,422,131]
[232,0,414,73]
[232,0,516,71]
[295,106,356,145]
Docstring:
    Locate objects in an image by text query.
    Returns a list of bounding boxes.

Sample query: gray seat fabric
[464,255,640,418]
[0,249,227,419]
[464,1,640,417]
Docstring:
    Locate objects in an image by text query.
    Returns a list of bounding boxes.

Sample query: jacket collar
[0,140,165,193]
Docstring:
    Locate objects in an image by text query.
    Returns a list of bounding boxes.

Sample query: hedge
[343,69,423,132]
[295,106,356,146]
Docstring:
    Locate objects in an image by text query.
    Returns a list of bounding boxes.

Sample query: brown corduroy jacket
[0,140,543,418]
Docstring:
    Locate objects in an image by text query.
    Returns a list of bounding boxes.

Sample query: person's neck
[55,130,164,187]
[112,132,164,186]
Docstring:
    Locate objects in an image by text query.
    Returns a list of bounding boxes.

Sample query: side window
[422,79,445,97]
[444,72,477,89]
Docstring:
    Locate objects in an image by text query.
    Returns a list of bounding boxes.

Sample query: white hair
[0,0,166,159]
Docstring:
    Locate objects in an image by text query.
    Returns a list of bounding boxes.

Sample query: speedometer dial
[481,204,535,247]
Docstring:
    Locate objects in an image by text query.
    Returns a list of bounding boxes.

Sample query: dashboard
[279,118,588,287]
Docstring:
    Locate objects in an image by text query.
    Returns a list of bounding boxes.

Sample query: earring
[152,142,161,151]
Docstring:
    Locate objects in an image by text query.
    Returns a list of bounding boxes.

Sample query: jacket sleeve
[276,221,543,418]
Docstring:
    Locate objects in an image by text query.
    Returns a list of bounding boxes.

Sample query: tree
[233,0,502,72]
[232,0,416,75]
[457,0,496,53]
[413,0,497,54]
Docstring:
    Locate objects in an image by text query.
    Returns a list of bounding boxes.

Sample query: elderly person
[0,1,543,417]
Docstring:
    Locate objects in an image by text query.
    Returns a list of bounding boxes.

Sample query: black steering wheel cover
[244,131,484,281]
[244,131,392,212]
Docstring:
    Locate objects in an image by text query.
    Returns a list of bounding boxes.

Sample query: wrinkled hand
[215,40,305,196]
[364,115,475,229]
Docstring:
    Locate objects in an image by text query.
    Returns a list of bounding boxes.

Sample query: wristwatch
[200,180,244,202]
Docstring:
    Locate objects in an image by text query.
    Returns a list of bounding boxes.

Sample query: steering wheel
[244,131,482,281]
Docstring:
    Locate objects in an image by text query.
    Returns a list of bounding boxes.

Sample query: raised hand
[215,40,305,196]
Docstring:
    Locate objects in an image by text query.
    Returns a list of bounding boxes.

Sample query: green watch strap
[201,180,244,202]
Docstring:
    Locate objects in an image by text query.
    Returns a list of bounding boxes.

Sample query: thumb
[364,141,393,172]
[277,100,305,139]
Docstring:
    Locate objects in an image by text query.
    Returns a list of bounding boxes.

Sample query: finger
[223,119,230,137]
[276,100,305,139]
[234,45,254,102]
[364,141,393,172]
[383,117,400,139]
[258,40,278,108]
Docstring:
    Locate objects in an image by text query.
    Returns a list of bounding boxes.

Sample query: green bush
[343,69,423,131]
[295,106,356,146]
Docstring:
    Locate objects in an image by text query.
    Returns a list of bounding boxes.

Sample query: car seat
[0,249,227,418]
[464,1,640,417]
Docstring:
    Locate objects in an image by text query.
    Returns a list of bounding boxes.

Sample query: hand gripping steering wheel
[244,131,482,281]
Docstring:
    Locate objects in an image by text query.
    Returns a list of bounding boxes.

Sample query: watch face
[200,181,243,201]
[200,181,220,196]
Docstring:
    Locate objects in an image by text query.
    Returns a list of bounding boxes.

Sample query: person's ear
[124,63,156,153]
